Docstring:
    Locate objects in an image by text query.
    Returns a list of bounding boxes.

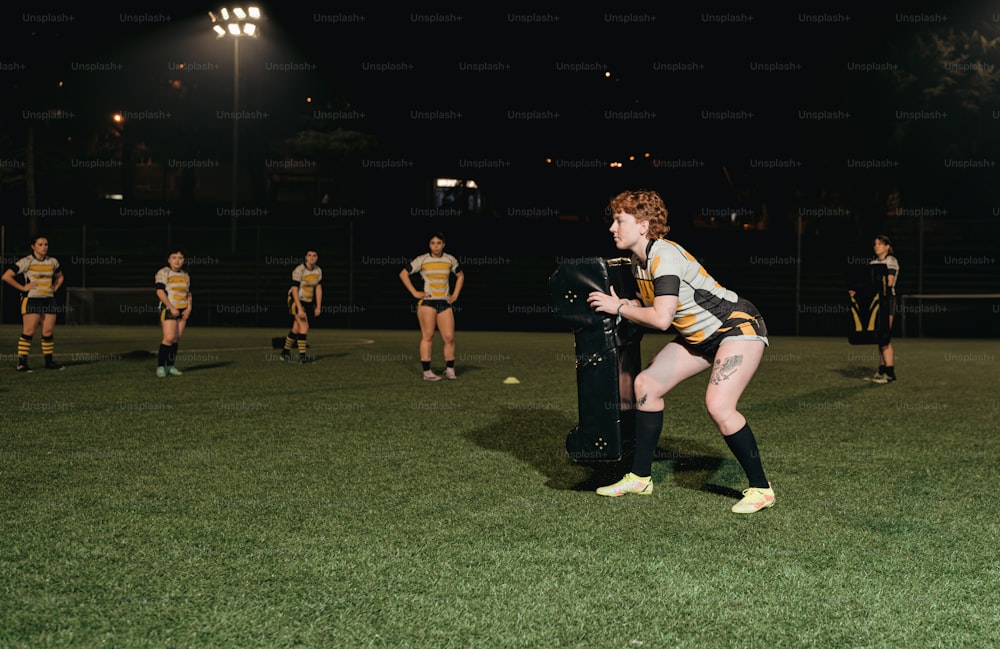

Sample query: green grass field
[2,324,999,648]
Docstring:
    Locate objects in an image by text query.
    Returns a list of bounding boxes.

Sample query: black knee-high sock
[630,410,664,477]
[723,423,769,488]
[158,343,170,367]
[284,331,296,351]
[168,342,179,366]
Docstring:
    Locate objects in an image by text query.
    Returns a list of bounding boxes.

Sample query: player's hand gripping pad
[550,257,643,462]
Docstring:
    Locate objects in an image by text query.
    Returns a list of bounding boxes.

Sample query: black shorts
[20,297,59,315]
[674,298,769,359]
[288,297,317,324]
[418,299,452,313]
[159,305,187,322]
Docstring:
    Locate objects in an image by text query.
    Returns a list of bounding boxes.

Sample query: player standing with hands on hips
[2,235,65,372]
[154,249,192,378]
[399,232,464,381]
[586,190,775,514]
[281,249,323,363]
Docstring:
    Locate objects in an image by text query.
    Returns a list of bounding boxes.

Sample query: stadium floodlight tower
[208,6,262,253]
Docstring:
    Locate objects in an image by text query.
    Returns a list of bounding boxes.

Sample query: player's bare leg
[437,308,457,379]
[417,305,440,380]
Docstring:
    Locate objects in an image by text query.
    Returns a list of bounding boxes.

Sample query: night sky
[3,3,996,220]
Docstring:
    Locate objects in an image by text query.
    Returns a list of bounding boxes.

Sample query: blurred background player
[2,235,65,372]
[281,250,323,362]
[867,234,899,383]
[154,249,192,377]
[399,233,464,380]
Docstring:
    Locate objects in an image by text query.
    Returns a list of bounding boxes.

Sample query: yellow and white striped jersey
[405,253,461,299]
[9,255,61,298]
[289,263,323,303]
[155,266,191,309]
[632,238,742,345]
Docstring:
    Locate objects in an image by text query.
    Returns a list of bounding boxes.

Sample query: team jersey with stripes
[8,255,60,298]
[154,266,191,309]
[631,238,743,345]
[405,253,461,299]
[288,263,323,303]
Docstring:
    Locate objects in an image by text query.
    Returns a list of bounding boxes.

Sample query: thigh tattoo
[710,354,743,385]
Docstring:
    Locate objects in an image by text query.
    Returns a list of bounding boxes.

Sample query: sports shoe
[156,366,167,378]
[167,366,183,376]
[731,484,775,514]
[45,361,65,371]
[596,472,653,497]
[423,371,442,381]
[299,355,315,364]
[16,359,32,373]
[280,350,292,361]
[444,368,457,380]
[864,371,886,382]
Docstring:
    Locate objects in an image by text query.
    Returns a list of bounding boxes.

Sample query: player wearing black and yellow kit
[154,250,192,378]
[399,233,464,380]
[868,235,899,383]
[2,236,65,372]
[587,190,774,514]
[281,250,323,362]
[847,235,899,383]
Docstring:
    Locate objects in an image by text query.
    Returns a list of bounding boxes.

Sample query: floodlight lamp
[227,23,240,35]
[248,6,261,18]
[243,23,256,36]
[220,7,230,19]
[233,7,246,19]
[212,24,226,36]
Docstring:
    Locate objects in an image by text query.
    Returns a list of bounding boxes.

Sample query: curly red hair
[608,190,670,239]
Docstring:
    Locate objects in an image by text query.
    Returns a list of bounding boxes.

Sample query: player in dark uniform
[154,249,192,378]
[2,235,65,372]
[281,250,323,362]
[847,235,899,383]
[868,235,899,383]
[399,233,464,381]
[586,190,774,514]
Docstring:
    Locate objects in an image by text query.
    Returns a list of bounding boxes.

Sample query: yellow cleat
[596,472,653,497]
[731,484,775,514]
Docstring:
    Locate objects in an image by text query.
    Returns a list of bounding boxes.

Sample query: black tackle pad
[550,257,643,462]
[847,264,891,345]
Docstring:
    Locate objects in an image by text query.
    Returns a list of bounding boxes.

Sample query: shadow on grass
[176,362,233,372]
[60,350,156,366]
[464,408,735,496]
[121,350,156,360]
[302,352,352,363]
[834,364,883,381]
